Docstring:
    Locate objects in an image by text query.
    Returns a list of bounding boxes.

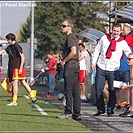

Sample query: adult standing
[91,23,132,117]
[119,24,133,117]
[123,24,133,51]
[56,19,81,120]
[115,24,133,110]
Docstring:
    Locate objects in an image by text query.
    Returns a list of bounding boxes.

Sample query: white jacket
[92,34,132,71]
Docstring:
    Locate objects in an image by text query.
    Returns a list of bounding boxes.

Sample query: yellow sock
[29,91,35,99]
[13,95,17,103]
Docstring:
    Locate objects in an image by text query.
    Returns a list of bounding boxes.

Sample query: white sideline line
[23,95,48,115]
[32,104,48,115]
[24,94,30,99]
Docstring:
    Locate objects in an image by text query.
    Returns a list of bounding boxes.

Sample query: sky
[0,1,35,38]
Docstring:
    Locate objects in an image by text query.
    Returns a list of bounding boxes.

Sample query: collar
[111,35,120,40]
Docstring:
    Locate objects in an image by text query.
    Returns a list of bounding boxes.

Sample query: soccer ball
[57,93,65,101]
[86,93,91,100]
[57,93,66,106]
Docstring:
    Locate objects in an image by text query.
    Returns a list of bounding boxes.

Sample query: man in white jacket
[91,23,132,117]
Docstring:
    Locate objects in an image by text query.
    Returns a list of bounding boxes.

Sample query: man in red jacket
[45,51,57,98]
[123,24,133,51]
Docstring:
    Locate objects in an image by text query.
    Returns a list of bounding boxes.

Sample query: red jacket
[125,34,133,52]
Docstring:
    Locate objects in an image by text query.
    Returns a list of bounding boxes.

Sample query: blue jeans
[58,64,64,80]
[47,74,55,96]
[95,66,116,113]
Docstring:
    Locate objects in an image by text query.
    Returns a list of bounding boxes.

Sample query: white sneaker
[6,102,17,106]
[80,95,86,100]
[127,110,133,117]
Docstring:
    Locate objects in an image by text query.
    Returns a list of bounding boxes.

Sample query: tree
[18,2,108,58]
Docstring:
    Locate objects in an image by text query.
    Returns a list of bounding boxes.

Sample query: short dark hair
[78,43,85,49]
[46,51,54,56]
[112,23,122,30]
[5,33,16,41]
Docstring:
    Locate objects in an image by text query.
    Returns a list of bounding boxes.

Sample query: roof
[110,2,133,22]
[77,28,105,43]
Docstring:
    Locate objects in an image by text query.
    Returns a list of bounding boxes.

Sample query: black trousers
[64,65,81,116]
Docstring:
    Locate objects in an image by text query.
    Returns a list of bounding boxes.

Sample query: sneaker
[80,95,86,100]
[72,115,81,121]
[116,105,121,109]
[125,104,130,110]
[127,110,133,117]
[119,110,130,117]
[46,93,53,98]
[31,97,38,104]
[6,102,17,106]
[56,113,72,119]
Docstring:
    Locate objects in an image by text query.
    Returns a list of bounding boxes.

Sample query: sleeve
[123,40,132,56]
[15,44,23,54]
[67,34,77,48]
[5,46,9,54]
[91,36,103,64]
[125,35,133,51]
[80,51,86,58]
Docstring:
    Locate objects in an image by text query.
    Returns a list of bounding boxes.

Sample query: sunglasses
[127,58,133,61]
[61,24,70,28]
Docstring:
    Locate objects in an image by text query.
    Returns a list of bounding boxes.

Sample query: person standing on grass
[91,23,132,117]
[56,19,81,120]
[0,33,37,106]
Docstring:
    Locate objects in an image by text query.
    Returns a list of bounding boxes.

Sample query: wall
[1,42,43,70]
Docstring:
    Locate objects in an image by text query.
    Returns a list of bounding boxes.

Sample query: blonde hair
[62,19,73,27]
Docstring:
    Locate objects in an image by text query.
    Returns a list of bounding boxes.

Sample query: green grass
[0,85,89,132]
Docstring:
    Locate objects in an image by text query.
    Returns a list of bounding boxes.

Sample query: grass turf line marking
[32,103,48,115]
[24,95,48,115]
[24,94,30,99]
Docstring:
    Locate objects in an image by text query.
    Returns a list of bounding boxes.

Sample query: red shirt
[47,56,57,74]
[125,34,133,51]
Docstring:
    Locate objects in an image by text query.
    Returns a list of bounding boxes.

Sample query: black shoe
[93,110,105,116]
[107,111,114,117]
[107,113,113,117]
[72,115,81,121]
[116,105,121,109]
[125,104,130,110]
[119,110,130,117]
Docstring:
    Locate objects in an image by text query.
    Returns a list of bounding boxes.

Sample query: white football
[86,93,91,100]
[57,93,65,100]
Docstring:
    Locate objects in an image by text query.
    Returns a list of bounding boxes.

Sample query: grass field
[0,85,89,132]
